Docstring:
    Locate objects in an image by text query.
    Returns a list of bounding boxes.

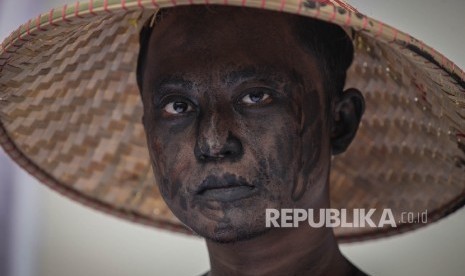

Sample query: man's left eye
[163,101,193,114]
[241,91,271,105]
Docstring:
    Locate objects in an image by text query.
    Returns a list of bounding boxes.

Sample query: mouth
[196,174,257,202]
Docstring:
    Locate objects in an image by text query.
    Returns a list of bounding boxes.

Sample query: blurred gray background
[1,0,464,275]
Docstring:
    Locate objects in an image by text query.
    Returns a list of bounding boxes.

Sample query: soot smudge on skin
[179,194,188,211]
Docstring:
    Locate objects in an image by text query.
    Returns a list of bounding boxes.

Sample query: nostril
[218,135,243,161]
[199,154,222,162]
[222,150,232,156]
[194,132,243,162]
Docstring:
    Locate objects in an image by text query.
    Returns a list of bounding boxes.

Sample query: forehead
[143,6,323,91]
[151,6,296,45]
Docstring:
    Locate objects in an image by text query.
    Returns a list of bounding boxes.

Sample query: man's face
[141,7,332,242]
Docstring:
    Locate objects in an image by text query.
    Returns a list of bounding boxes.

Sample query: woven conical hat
[0,0,464,242]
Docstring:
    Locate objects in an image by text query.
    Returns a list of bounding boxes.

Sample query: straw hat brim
[1,0,464,242]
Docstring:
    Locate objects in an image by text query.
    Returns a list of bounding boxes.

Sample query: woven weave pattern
[0,10,179,226]
[0,1,464,241]
[332,33,465,238]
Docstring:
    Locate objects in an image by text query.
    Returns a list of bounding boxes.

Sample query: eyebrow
[154,75,194,92]
[222,65,289,87]
[153,65,295,98]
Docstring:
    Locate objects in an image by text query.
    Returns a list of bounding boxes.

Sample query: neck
[205,224,363,276]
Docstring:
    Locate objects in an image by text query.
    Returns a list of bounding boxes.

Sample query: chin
[196,222,272,244]
[171,190,283,243]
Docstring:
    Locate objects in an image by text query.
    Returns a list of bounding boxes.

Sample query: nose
[194,112,243,162]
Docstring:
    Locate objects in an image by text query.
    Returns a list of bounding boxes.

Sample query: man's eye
[163,101,193,114]
[241,91,271,105]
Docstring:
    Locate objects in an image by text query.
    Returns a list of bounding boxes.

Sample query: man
[0,1,464,275]
[136,6,365,275]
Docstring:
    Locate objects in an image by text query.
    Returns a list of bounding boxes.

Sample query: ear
[331,88,365,155]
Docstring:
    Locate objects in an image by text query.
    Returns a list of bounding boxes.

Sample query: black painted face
[141,7,333,242]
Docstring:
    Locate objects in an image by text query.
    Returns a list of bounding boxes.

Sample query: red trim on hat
[297,0,302,14]
[375,22,384,37]
[362,16,368,30]
[75,2,83,18]
[279,0,286,12]
[17,32,24,42]
[62,4,71,22]
[89,0,97,15]
[333,0,358,13]
[26,20,31,36]
[36,15,44,31]
[103,0,113,12]
[328,5,336,22]
[49,9,58,26]
[344,11,351,26]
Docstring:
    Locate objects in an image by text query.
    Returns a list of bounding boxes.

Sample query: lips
[196,174,256,201]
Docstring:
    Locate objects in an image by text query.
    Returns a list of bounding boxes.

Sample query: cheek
[242,110,301,193]
[292,89,330,202]
[300,88,328,169]
[301,116,325,174]
[146,125,194,201]
[251,90,328,203]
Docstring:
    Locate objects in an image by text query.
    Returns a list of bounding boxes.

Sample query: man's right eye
[163,101,194,115]
[241,91,271,105]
